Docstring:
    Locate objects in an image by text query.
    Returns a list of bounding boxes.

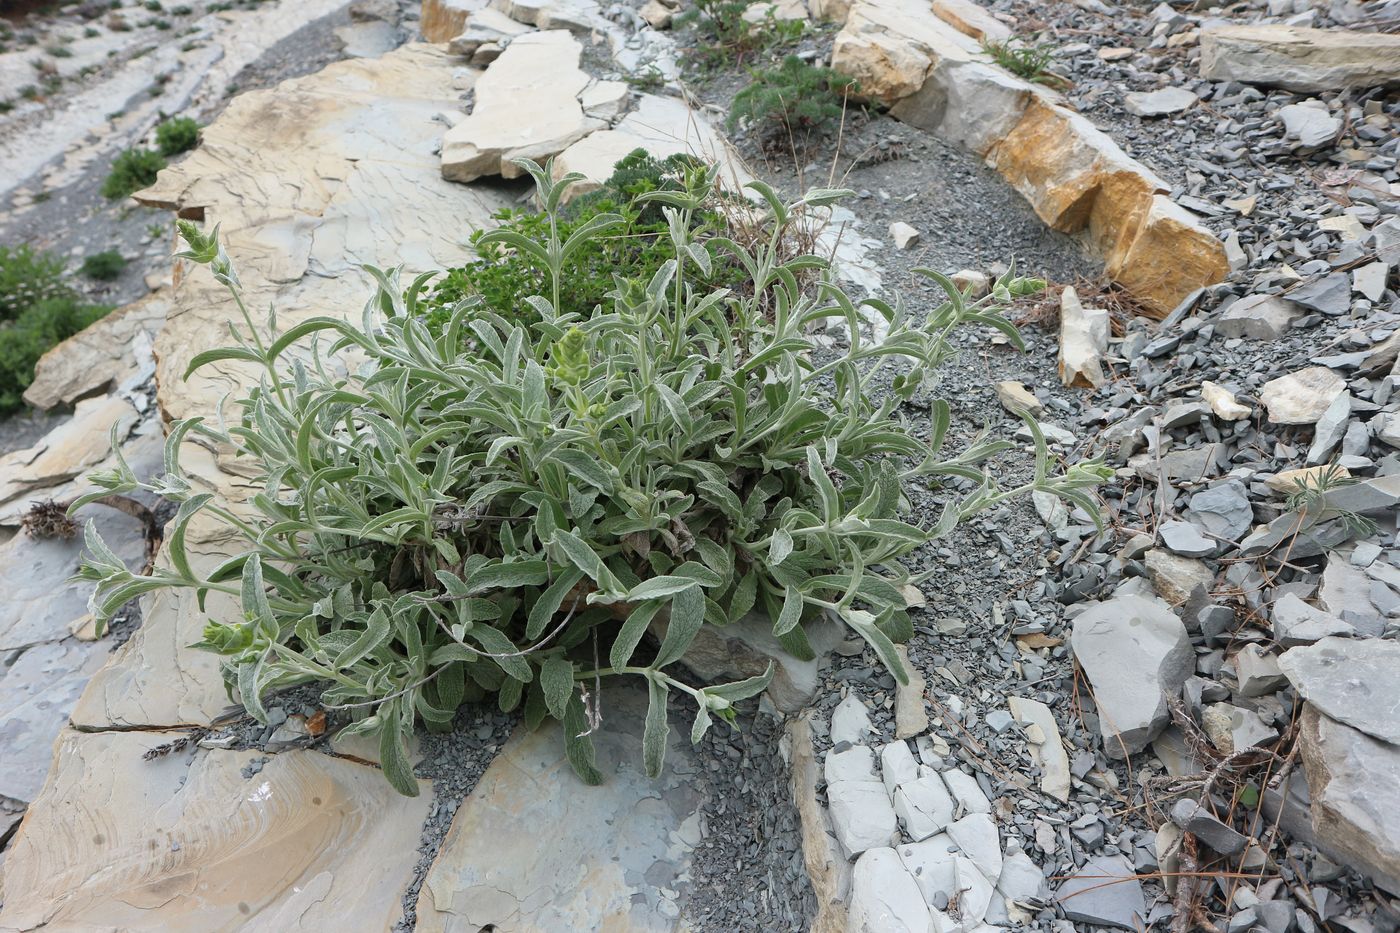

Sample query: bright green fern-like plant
[73,160,1107,795]
[728,56,859,153]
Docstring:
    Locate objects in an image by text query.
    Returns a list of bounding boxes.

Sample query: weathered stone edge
[828,0,1228,315]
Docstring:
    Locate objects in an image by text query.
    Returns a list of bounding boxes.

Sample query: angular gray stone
[1216,293,1302,339]
[1306,391,1352,466]
[1270,593,1352,647]
[1279,637,1400,744]
[1187,480,1253,541]
[1200,25,1400,94]
[1124,86,1197,117]
[1056,854,1146,930]
[1202,702,1278,755]
[991,850,1046,925]
[1278,101,1341,148]
[1071,594,1194,758]
[829,780,900,856]
[1298,705,1400,896]
[1289,272,1351,315]
[1160,520,1217,558]
[1234,644,1288,697]
[1322,473,1400,515]
[1318,557,1382,636]
[1170,798,1248,855]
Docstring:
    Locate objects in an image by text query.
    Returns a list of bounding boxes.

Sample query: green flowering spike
[548,327,590,386]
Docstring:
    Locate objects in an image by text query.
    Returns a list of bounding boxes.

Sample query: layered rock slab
[415,684,706,931]
[3,43,511,928]
[440,30,603,183]
[828,0,1226,314]
[0,731,429,931]
[72,46,511,734]
[1200,25,1400,94]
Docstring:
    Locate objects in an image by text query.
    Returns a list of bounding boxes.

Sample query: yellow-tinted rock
[831,28,932,104]
[421,0,484,41]
[1106,195,1230,315]
[831,0,1227,314]
[932,0,1009,42]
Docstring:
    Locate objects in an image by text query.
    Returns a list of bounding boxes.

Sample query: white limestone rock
[894,772,957,840]
[831,694,875,745]
[829,780,900,856]
[1058,286,1109,389]
[1260,366,1347,425]
[826,745,880,784]
[1007,696,1070,801]
[849,847,936,932]
[940,767,991,814]
[441,31,603,183]
[881,740,921,797]
[1124,86,1197,117]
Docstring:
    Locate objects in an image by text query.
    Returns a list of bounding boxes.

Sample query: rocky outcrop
[1200,25,1400,94]
[23,293,167,410]
[0,44,512,930]
[828,0,1227,314]
[553,93,753,199]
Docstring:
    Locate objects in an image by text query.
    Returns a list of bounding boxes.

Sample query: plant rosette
[73,159,1107,794]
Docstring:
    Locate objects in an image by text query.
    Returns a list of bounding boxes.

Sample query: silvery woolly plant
[73,159,1109,795]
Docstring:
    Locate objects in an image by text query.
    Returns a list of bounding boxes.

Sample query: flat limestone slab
[0,730,429,931]
[440,30,603,183]
[62,45,514,733]
[416,684,706,931]
[1201,25,1400,94]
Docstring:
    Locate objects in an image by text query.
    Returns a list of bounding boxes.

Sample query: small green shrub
[0,245,71,322]
[80,250,127,281]
[0,299,112,413]
[101,147,166,200]
[46,44,73,57]
[75,160,1107,795]
[155,116,200,156]
[981,38,1063,86]
[728,56,859,152]
[677,0,804,71]
[420,149,738,330]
